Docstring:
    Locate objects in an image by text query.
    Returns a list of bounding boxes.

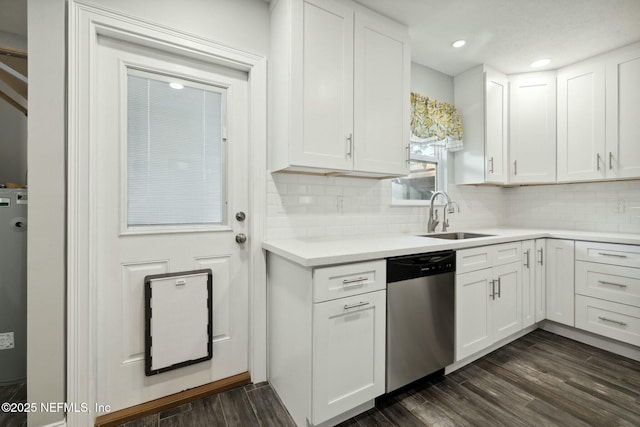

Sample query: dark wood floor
[119,329,640,426]
[0,382,27,427]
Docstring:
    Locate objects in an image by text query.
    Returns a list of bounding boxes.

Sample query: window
[391,141,447,205]
[126,70,227,228]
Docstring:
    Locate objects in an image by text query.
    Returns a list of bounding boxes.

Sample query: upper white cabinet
[454,65,508,185]
[557,62,606,182]
[508,73,557,184]
[558,42,640,182]
[269,0,410,177]
[605,45,640,179]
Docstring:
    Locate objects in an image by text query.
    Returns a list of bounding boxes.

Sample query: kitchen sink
[417,232,495,240]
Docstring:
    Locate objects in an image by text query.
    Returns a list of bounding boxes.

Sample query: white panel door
[95,37,249,412]
[546,239,575,326]
[484,68,508,184]
[312,290,386,425]
[291,0,354,171]
[353,8,410,176]
[492,262,522,342]
[509,74,557,184]
[557,64,606,182]
[606,46,640,179]
[455,269,493,360]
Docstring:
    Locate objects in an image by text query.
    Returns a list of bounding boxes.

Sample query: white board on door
[145,269,212,376]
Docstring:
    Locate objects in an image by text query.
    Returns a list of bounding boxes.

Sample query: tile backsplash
[265,172,640,240]
[265,172,505,240]
[505,180,640,234]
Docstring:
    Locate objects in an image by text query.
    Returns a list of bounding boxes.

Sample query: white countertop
[262,228,640,267]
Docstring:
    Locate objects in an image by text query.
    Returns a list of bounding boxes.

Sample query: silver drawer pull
[344,301,369,310]
[598,252,628,258]
[342,277,368,285]
[598,316,627,326]
[597,280,627,289]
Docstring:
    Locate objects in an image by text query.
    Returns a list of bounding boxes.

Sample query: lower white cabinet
[456,243,522,361]
[522,239,546,327]
[267,254,386,427]
[545,239,575,326]
[575,295,640,347]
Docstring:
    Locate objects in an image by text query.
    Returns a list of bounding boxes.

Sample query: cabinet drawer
[576,261,640,308]
[575,295,640,347]
[576,241,640,268]
[313,260,386,303]
[457,242,521,274]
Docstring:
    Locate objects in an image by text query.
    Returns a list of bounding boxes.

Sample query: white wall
[506,181,640,233]
[265,62,506,240]
[27,0,66,426]
[0,98,27,186]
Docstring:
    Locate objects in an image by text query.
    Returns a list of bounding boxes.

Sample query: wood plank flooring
[115,329,640,426]
[0,382,27,427]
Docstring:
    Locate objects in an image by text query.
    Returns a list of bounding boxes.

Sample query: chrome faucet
[428,191,459,233]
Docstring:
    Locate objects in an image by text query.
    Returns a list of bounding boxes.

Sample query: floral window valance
[410,92,463,152]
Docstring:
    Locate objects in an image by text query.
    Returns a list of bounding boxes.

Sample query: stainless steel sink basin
[417,232,495,240]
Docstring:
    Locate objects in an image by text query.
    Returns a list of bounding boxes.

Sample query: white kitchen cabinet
[269,0,410,177]
[545,239,575,326]
[456,242,522,360]
[454,64,508,185]
[522,239,547,327]
[557,62,606,182]
[267,254,386,427]
[605,44,640,179]
[508,73,557,184]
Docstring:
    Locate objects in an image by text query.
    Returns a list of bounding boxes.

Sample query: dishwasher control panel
[387,250,456,283]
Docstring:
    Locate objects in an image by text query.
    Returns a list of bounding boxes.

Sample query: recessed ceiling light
[452,40,466,48]
[169,82,184,90]
[530,58,551,68]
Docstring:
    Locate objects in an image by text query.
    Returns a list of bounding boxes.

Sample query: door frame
[67,2,267,426]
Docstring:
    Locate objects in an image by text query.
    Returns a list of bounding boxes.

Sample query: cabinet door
[485,68,508,184]
[546,239,575,326]
[312,290,385,424]
[353,8,410,176]
[557,63,606,182]
[534,239,546,322]
[455,269,493,361]
[509,74,557,184]
[521,240,536,327]
[291,0,354,171]
[492,262,522,342]
[606,46,640,179]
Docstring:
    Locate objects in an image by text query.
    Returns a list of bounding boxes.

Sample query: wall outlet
[616,199,626,213]
[336,195,344,213]
[0,332,15,350]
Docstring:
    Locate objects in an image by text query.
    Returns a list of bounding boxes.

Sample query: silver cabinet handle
[598,280,627,289]
[514,160,517,176]
[609,152,613,170]
[344,301,369,310]
[346,134,353,158]
[597,153,601,171]
[488,157,494,174]
[489,280,495,300]
[342,277,368,285]
[538,248,544,265]
[496,277,501,298]
[524,249,530,268]
[598,316,627,326]
[598,252,627,259]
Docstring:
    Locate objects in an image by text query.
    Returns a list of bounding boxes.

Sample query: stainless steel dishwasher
[386,250,455,393]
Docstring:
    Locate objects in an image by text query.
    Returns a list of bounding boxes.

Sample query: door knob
[235,211,246,222]
[235,233,247,244]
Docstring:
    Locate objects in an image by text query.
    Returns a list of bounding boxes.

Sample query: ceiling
[2,0,640,76]
[355,0,640,76]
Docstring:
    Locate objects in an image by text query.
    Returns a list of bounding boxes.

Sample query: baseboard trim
[94,372,251,427]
